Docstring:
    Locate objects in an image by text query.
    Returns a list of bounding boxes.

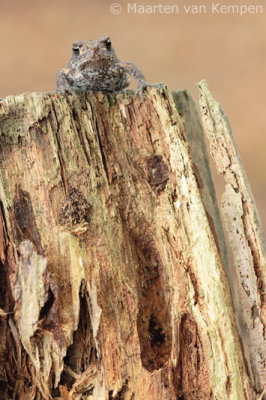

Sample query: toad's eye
[72,45,80,55]
[105,38,112,50]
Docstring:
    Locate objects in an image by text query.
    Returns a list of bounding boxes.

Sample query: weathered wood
[0,85,255,399]
[172,90,230,280]
[198,79,266,395]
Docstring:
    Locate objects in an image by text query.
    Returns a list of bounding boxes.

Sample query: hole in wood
[135,239,172,371]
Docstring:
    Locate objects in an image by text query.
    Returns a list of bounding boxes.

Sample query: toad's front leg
[56,68,85,91]
[118,62,150,99]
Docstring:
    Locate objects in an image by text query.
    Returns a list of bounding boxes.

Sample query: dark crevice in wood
[205,209,221,258]
[109,379,129,400]
[94,118,109,181]
[241,199,265,317]
[51,99,68,193]
[58,282,97,392]
[39,287,55,321]
[178,314,213,400]
[13,186,43,254]
[146,154,169,193]
[134,236,172,372]
[185,266,199,306]
[71,107,91,167]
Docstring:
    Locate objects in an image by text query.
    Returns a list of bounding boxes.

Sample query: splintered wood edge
[197,79,266,392]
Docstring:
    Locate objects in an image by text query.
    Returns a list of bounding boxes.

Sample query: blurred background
[0,0,265,233]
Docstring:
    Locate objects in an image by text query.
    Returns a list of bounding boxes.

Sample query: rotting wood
[172,90,230,283]
[0,84,258,399]
[198,79,266,395]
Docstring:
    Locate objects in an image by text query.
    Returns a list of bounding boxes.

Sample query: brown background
[0,0,265,233]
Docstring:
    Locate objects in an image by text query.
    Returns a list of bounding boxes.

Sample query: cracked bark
[0,84,260,399]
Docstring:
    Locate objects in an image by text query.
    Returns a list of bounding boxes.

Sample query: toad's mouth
[76,59,92,70]
[75,56,115,71]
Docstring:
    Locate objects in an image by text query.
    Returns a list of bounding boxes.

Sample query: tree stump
[0,84,264,399]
